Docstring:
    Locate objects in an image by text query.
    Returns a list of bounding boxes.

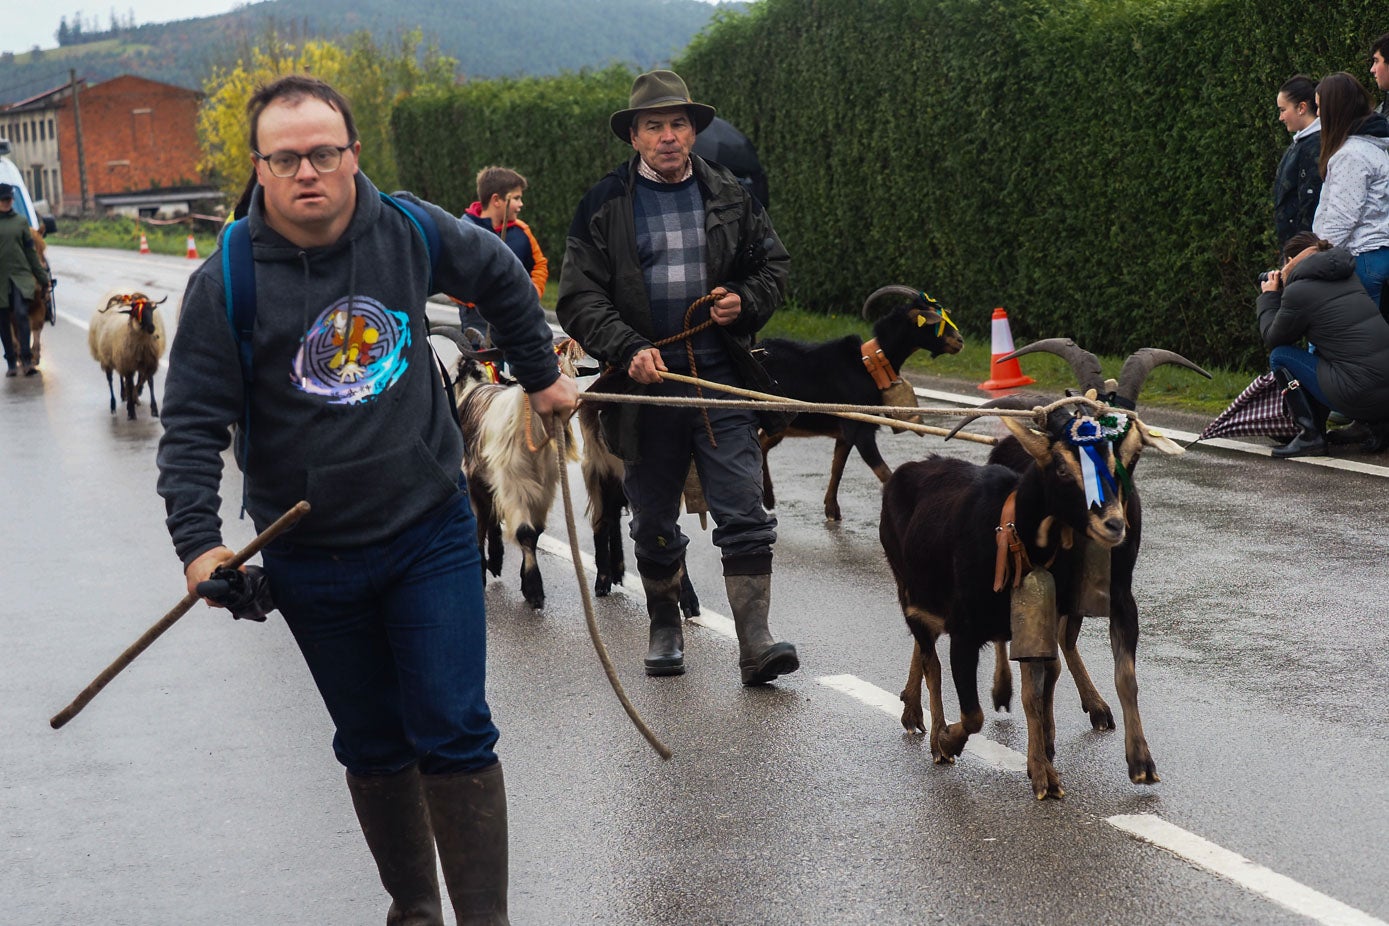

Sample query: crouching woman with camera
[1258,231,1389,457]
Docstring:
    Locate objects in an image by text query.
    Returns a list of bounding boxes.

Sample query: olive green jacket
[0,211,49,308]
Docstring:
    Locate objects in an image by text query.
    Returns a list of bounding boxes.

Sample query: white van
[0,138,57,234]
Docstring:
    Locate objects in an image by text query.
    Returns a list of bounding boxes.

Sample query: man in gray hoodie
[156,75,575,925]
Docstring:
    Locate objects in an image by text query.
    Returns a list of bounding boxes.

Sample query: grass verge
[47,215,220,258]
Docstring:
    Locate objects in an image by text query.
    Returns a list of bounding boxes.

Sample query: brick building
[1,73,219,217]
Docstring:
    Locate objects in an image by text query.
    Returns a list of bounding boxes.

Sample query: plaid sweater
[632,175,725,373]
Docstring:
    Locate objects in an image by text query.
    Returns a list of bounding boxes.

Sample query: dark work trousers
[1,282,32,365]
[260,488,499,777]
[623,379,777,573]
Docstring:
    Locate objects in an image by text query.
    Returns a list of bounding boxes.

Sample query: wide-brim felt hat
[610,70,716,142]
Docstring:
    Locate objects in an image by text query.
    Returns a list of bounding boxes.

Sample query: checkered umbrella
[1196,372,1297,442]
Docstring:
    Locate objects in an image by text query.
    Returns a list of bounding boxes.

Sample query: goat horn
[861,284,925,322]
[944,392,1054,440]
[1001,338,1106,395]
[1113,348,1212,407]
[428,325,504,364]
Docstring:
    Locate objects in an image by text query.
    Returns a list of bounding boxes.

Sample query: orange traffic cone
[138,233,150,254]
[185,234,199,260]
[979,306,1036,390]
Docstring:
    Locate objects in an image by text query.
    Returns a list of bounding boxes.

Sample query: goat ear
[1127,419,1183,460]
[1001,415,1053,464]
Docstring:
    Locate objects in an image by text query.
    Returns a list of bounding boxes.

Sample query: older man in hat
[0,182,49,376]
[558,69,798,686]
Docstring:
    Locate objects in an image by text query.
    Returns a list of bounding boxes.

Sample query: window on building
[38,120,45,141]
[48,118,55,139]
[22,122,28,143]
[30,167,43,201]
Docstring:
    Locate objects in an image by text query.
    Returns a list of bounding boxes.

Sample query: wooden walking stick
[50,501,311,730]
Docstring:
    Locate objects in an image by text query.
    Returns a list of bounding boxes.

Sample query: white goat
[88,290,166,419]
[441,331,578,609]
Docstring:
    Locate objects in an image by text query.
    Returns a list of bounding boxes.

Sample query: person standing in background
[1273,74,1323,250]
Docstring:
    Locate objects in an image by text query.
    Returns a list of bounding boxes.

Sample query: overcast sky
[3,1,722,56]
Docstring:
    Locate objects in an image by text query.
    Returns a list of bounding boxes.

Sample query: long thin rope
[553,414,672,760]
[576,372,1107,446]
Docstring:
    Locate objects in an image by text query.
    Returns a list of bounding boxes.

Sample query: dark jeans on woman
[622,378,777,573]
[1270,344,1332,408]
[0,282,32,366]
[260,487,498,777]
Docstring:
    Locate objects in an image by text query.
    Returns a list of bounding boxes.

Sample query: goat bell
[1074,539,1112,617]
[879,379,921,434]
[1009,566,1060,661]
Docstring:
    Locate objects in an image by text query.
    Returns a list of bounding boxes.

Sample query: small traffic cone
[979,306,1036,390]
[185,234,199,260]
[138,233,150,255]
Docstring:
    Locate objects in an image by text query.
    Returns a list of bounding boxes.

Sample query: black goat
[757,285,964,520]
[881,404,1149,799]
[961,339,1208,785]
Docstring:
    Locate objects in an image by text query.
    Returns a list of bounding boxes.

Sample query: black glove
[196,565,275,622]
[730,236,775,280]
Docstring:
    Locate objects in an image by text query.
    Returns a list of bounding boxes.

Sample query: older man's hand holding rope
[627,287,739,384]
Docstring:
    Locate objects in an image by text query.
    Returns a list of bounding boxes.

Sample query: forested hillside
[0,0,726,104]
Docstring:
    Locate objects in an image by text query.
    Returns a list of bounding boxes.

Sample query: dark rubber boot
[639,558,686,676]
[345,767,445,926]
[1271,368,1327,458]
[1361,420,1389,453]
[423,763,510,926]
[724,568,799,686]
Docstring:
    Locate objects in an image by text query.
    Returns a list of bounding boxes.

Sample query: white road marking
[816,674,1030,772]
[535,533,736,639]
[535,535,1379,923]
[1108,814,1389,926]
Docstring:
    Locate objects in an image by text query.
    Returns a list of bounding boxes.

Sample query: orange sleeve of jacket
[516,219,548,299]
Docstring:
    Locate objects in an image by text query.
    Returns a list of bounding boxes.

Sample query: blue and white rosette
[1066,415,1123,508]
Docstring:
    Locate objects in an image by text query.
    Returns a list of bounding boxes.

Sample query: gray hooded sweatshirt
[157,173,559,567]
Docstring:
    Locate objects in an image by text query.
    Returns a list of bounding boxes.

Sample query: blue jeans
[1354,247,1389,317]
[1270,344,1331,408]
[260,489,498,777]
[623,380,777,572]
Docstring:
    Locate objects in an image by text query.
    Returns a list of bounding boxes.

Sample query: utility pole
[69,69,90,216]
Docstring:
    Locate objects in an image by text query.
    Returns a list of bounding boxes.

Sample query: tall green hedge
[394,0,1388,370]
[679,0,1386,368]
[392,65,637,273]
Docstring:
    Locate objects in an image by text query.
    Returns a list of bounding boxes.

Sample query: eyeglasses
[253,144,353,178]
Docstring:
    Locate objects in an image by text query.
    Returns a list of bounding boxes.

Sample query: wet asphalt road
[2,246,1387,925]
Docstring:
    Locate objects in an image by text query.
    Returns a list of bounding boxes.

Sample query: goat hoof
[1129,756,1160,784]
[1087,705,1115,730]
[595,575,612,597]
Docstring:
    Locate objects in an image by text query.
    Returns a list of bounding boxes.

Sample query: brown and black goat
[880,402,1180,799]
[432,327,578,609]
[958,339,1208,786]
[757,285,964,520]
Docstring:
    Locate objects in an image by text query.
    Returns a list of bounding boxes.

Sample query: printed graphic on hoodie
[293,296,411,404]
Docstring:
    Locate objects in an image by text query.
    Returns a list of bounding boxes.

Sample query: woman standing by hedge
[1312,71,1389,318]
[1273,75,1322,249]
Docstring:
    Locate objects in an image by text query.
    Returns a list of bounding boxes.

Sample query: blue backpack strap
[221,217,255,517]
[380,192,440,290]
